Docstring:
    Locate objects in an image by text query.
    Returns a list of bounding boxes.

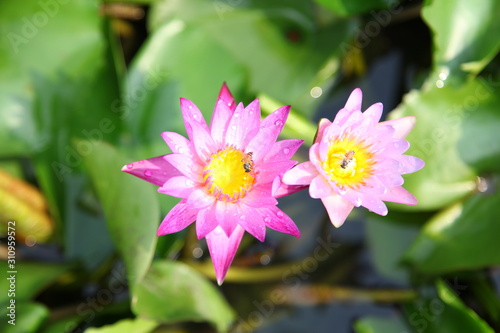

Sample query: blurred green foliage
[0,0,499,332]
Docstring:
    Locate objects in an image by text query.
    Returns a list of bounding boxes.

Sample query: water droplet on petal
[264,216,271,223]
[137,160,144,164]
[277,211,284,218]
[178,147,184,154]
[283,148,290,155]
[231,125,237,131]
[126,164,134,169]
[274,120,283,127]
[239,215,246,220]
[144,170,152,177]
[354,197,362,206]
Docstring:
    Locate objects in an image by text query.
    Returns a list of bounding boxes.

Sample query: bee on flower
[242,152,255,173]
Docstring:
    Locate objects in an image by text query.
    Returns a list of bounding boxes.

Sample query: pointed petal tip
[321,195,354,228]
[156,228,166,237]
[382,116,417,139]
[280,104,291,113]
[217,83,236,110]
[349,87,363,99]
[345,88,363,112]
[331,219,345,228]
[216,277,225,286]
[219,82,232,97]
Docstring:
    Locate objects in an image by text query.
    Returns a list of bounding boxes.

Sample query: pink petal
[359,175,386,196]
[380,116,416,140]
[161,132,198,160]
[157,199,197,236]
[314,118,331,143]
[163,154,203,182]
[247,105,290,162]
[210,101,233,145]
[309,142,324,168]
[397,155,425,174]
[158,176,197,198]
[337,188,362,207]
[189,120,217,161]
[363,102,383,124]
[320,122,341,143]
[272,181,308,198]
[320,194,354,228]
[350,103,383,137]
[387,139,410,156]
[122,155,182,187]
[380,186,418,205]
[225,100,260,148]
[376,173,404,188]
[215,82,236,112]
[282,161,317,185]
[309,175,334,199]
[258,206,300,238]
[332,108,352,127]
[196,204,218,239]
[258,160,297,183]
[318,125,340,159]
[370,124,395,147]
[359,194,388,216]
[264,139,303,162]
[206,225,245,285]
[210,83,236,143]
[374,156,402,173]
[339,109,364,131]
[344,88,363,112]
[186,188,215,209]
[180,98,210,141]
[242,185,278,207]
[215,201,238,237]
[238,204,266,242]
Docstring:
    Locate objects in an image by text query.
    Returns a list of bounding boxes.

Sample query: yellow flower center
[203,146,257,202]
[323,137,374,189]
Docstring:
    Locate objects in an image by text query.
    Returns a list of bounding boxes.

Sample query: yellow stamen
[323,136,374,189]
[203,146,257,202]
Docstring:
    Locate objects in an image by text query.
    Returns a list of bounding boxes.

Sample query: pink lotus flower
[122,84,302,284]
[283,88,424,227]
